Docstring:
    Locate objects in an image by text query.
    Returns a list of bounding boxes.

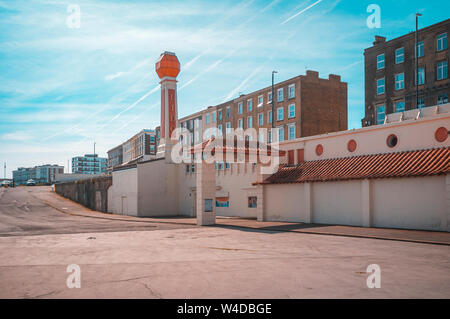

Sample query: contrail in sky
[281,0,322,25]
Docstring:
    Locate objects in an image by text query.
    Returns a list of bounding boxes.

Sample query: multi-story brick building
[107,129,158,169]
[177,70,347,144]
[362,19,449,126]
[13,164,64,185]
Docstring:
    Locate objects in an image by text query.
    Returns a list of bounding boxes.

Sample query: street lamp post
[415,13,422,109]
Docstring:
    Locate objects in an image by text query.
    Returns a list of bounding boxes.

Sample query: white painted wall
[108,168,138,216]
[265,183,307,222]
[262,175,449,232]
[137,159,180,216]
[372,176,446,231]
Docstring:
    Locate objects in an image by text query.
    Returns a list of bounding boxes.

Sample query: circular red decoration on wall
[435,127,448,142]
[386,134,398,148]
[347,139,357,152]
[315,144,323,156]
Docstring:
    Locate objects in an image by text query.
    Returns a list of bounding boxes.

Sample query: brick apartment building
[176,70,347,145]
[362,19,449,126]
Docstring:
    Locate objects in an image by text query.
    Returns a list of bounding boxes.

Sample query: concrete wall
[108,167,138,216]
[137,159,180,216]
[262,175,449,232]
[55,176,112,213]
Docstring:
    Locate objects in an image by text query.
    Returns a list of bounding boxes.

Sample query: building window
[288,124,295,140]
[248,196,257,208]
[226,106,231,119]
[277,88,283,102]
[437,33,447,52]
[238,118,243,129]
[376,105,385,124]
[395,47,404,64]
[268,92,272,103]
[417,67,425,85]
[217,124,223,136]
[205,114,210,124]
[418,97,425,108]
[377,53,385,69]
[395,73,404,90]
[238,102,243,114]
[437,61,448,80]
[258,113,263,125]
[437,93,448,105]
[417,41,424,58]
[278,126,284,141]
[247,116,252,128]
[226,122,231,134]
[288,84,295,99]
[257,95,263,107]
[268,130,272,143]
[268,111,272,124]
[247,99,253,112]
[395,101,405,113]
[212,112,216,123]
[277,107,284,121]
[377,78,385,95]
[218,110,222,121]
[288,104,295,118]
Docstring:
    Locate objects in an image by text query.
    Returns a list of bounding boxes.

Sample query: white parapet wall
[264,175,448,232]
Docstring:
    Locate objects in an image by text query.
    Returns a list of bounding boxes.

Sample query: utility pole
[94,141,96,175]
[271,70,277,143]
[415,13,422,109]
[3,162,5,179]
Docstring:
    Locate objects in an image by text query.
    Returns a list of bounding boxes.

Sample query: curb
[36,190,450,246]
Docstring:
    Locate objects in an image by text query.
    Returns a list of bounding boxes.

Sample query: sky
[0,0,449,178]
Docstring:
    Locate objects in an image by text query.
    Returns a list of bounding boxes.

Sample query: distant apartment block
[107,129,158,169]
[362,19,449,126]
[13,164,64,185]
[72,154,107,175]
[174,70,347,146]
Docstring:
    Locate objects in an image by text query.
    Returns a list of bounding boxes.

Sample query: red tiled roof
[189,137,286,156]
[262,147,450,184]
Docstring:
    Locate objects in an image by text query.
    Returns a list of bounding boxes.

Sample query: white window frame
[376,105,385,124]
[288,123,295,140]
[277,107,284,121]
[417,41,424,58]
[437,60,448,80]
[437,33,447,52]
[226,122,231,134]
[226,106,231,119]
[267,92,272,104]
[212,111,216,123]
[394,100,405,113]
[288,84,295,99]
[377,78,385,95]
[238,102,243,114]
[377,53,385,69]
[395,47,404,64]
[247,99,253,112]
[247,116,252,128]
[277,88,283,102]
[257,95,263,107]
[395,73,404,90]
[258,113,263,125]
[268,110,273,124]
[288,104,295,118]
[205,114,210,124]
[277,126,284,142]
[238,118,243,129]
[417,67,425,85]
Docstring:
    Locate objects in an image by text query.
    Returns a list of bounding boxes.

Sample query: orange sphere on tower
[155,51,180,79]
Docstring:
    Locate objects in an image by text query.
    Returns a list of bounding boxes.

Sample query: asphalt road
[0,186,195,237]
[0,186,449,298]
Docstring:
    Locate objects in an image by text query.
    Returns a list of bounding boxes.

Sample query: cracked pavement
[0,186,449,298]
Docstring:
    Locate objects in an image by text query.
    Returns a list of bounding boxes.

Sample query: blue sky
[0,0,449,177]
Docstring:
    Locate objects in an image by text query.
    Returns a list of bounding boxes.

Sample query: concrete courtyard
[0,186,449,298]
